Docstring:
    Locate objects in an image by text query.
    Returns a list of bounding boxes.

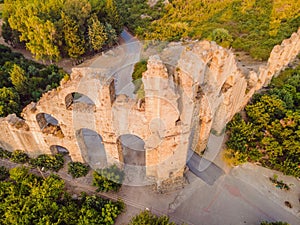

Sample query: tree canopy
[225,65,300,177]
[116,0,300,60]
[0,44,67,117]
[2,0,121,61]
[0,166,124,224]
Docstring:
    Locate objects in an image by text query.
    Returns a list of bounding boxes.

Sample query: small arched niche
[50,145,69,155]
[36,113,64,138]
[65,92,95,111]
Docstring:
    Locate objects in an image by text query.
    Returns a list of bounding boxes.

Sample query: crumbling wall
[0,28,299,184]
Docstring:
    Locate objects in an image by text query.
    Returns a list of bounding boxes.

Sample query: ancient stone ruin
[0,28,299,186]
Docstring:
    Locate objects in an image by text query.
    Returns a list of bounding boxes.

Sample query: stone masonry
[0,28,299,184]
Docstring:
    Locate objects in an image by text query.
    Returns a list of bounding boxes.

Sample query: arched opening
[36,113,64,138]
[65,92,95,111]
[50,145,71,164]
[118,134,145,166]
[76,128,107,168]
[50,145,69,155]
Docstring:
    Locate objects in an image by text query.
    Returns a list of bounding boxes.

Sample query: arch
[65,92,95,111]
[76,128,107,168]
[50,145,69,155]
[36,113,64,138]
[118,134,145,166]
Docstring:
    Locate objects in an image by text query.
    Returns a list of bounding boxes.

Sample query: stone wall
[0,28,299,184]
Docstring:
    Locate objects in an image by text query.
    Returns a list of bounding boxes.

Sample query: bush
[92,165,124,192]
[0,166,9,181]
[30,154,64,172]
[0,148,12,159]
[261,221,290,225]
[129,210,177,225]
[67,162,90,178]
[210,28,233,48]
[132,60,147,81]
[10,150,29,163]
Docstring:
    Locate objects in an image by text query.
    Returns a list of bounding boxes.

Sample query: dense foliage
[0,45,67,117]
[68,162,90,178]
[0,148,65,172]
[117,0,300,60]
[0,166,124,224]
[0,166,9,181]
[93,165,124,192]
[30,154,65,172]
[225,66,300,177]
[2,0,121,61]
[261,222,290,225]
[10,150,29,163]
[129,210,177,225]
[0,148,12,159]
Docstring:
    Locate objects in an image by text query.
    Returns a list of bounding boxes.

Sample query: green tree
[104,23,118,47]
[24,17,60,61]
[61,12,86,59]
[0,87,20,117]
[9,64,27,94]
[105,0,122,32]
[0,167,124,224]
[87,14,107,52]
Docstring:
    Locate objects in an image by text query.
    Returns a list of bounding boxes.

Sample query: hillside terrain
[118,0,300,60]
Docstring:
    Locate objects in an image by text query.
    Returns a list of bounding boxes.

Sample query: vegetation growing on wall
[2,0,121,61]
[225,65,300,177]
[117,0,300,60]
[0,45,67,117]
[0,166,124,224]
[132,60,147,99]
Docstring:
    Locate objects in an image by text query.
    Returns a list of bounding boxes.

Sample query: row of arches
[35,92,95,137]
[47,129,145,168]
[77,129,146,168]
[35,91,145,168]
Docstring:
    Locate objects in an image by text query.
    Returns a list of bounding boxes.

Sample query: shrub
[92,165,124,192]
[0,148,12,159]
[0,166,9,181]
[261,222,290,225]
[210,28,233,48]
[10,150,29,163]
[67,162,90,178]
[129,210,177,225]
[132,60,147,81]
[30,153,64,172]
